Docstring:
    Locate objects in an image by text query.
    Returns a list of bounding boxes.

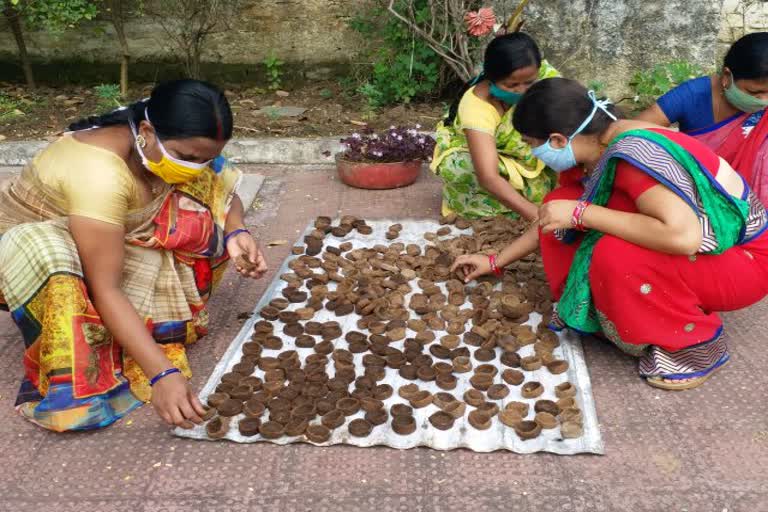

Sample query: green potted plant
[336,125,436,190]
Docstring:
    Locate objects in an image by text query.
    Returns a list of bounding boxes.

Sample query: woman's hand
[538,200,577,233]
[227,231,268,279]
[150,371,206,429]
[451,254,492,283]
[520,201,541,223]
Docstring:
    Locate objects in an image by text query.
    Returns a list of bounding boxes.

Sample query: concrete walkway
[0,165,766,512]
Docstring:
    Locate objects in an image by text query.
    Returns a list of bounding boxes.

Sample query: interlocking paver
[0,165,765,512]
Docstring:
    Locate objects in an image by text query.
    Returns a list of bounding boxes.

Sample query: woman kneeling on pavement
[431,32,559,221]
[0,79,267,431]
[452,78,768,390]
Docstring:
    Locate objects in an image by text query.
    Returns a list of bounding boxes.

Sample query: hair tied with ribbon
[587,90,618,121]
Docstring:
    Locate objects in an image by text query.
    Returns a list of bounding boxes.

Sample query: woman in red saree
[453,78,768,391]
[0,80,267,431]
[638,32,768,205]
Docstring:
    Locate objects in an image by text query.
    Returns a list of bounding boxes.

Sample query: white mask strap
[568,90,618,140]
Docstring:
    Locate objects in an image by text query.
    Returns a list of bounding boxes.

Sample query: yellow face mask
[131,116,212,184]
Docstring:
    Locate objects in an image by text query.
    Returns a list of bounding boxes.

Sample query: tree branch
[387,0,473,81]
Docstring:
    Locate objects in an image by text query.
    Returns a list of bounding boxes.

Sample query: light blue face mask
[531,90,618,173]
[489,82,523,105]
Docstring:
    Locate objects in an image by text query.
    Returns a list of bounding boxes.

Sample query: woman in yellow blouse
[431,33,559,220]
[0,80,267,432]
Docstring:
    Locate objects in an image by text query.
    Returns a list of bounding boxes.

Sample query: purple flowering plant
[338,125,436,163]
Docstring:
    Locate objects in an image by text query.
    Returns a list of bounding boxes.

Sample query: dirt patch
[0,80,444,142]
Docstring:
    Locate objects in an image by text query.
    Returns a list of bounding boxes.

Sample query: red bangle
[488,254,503,276]
[571,201,590,231]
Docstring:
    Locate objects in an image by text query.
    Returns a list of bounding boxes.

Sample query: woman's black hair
[444,32,542,125]
[512,77,621,140]
[724,32,768,81]
[68,79,233,140]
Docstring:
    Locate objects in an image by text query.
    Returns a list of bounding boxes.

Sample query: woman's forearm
[497,224,540,267]
[582,205,701,254]
[465,131,539,220]
[224,194,246,234]
[91,287,172,378]
[478,174,539,220]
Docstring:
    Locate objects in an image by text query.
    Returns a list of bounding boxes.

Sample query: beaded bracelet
[224,228,250,245]
[150,367,181,387]
[488,254,503,277]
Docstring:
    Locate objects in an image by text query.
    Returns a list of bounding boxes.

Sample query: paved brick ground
[0,165,766,512]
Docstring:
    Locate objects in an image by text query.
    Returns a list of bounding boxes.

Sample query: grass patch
[0,92,47,123]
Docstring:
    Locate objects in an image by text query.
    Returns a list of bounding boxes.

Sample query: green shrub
[263,53,284,91]
[349,0,442,109]
[587,79,606,98]
[22,0,98,32]
[94,83,122,111]
[629,61,703,108]
[0,93,25,122]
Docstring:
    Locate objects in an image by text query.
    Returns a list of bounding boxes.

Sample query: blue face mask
[531,90,618,173]
[489,82,523,105]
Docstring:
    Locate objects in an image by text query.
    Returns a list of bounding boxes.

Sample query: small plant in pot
[336,126,436,190]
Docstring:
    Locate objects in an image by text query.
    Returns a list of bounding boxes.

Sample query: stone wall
[0,0,766,88]
[719,0,768,58]
[493,0,723,97]
[0,0,365,83]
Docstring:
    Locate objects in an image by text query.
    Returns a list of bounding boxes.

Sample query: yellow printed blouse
[457,86,505,136]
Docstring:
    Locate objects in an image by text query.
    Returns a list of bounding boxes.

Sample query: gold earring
[136,134,147,148]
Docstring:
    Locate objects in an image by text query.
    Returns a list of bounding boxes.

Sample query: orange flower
[464,7,496,37]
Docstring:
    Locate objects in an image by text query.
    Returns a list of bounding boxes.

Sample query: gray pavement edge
[0,137,345,166]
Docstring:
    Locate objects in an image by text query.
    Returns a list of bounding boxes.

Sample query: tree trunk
[108,0,130,97]
[184,47,195,79]
[2,2,35,89]
[120,55,129,97]
[191,41,203,80]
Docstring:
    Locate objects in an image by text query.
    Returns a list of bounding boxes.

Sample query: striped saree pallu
[0,157,240,431]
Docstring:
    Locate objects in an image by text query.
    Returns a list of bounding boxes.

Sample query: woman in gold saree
[0,79,267,431]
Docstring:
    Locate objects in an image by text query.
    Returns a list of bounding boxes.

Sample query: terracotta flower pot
[336,156,422,190]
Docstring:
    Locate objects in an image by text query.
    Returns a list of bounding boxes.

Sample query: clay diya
[534,412,558,429]
[206,416,230,439]
[555,382,577,399]
[534,399,560,416]
[560,421,583,439]
[514,420,542,440]
[391,415,417,435]
[468,410,492,430]
[306,424,332,443]
[348,418,374,437]
[546,359,569,375]
[486,383,510,400]
[429,411,456,431]
[258,421,286,439]
[521,381,544,399]
[501,369,525,386]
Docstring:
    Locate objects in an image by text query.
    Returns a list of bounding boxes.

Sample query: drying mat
[175,220,604,455]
